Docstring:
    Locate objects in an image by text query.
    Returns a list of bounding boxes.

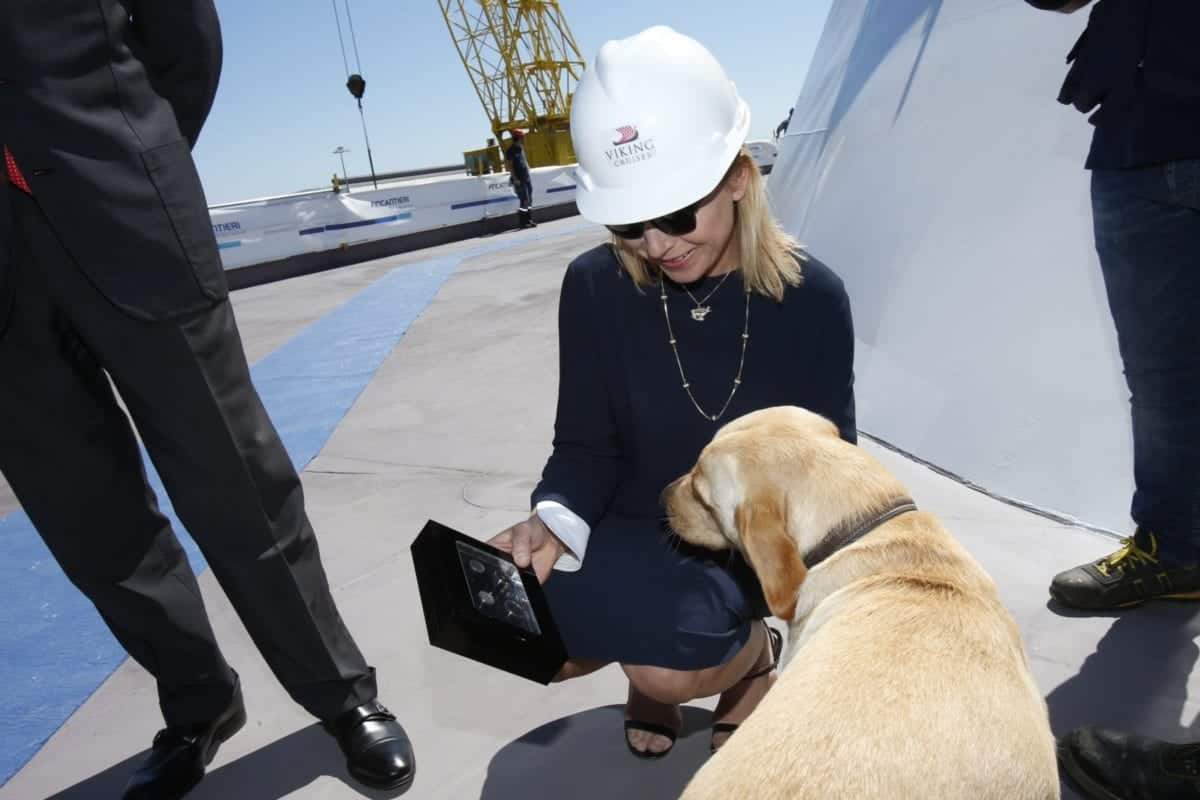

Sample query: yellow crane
[438,0,585,174]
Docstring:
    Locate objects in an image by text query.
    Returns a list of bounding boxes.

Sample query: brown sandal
[710,622,782,751]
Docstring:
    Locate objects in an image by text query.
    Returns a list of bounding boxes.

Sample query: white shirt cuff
[534,500,591,573]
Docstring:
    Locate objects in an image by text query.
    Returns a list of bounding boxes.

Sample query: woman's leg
[539,516,773,754]
[708,622,777,748]
[622,621,776,753]
[543,645,768,756]
[553,658,681,757]
[623,682,683,755]
[553,658,608,682]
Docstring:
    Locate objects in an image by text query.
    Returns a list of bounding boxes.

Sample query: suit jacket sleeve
[531,259,625,527]
[126,0,223,147]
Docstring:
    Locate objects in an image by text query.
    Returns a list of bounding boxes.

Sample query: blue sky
[192,0,834,204]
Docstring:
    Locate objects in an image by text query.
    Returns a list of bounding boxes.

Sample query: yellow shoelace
[1095,534,1159,576]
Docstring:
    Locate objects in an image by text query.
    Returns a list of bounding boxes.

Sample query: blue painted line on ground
[0,218,600,787]
[298,212,413,236]
[217,240,242,250]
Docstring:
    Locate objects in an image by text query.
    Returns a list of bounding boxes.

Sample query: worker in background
[774,107,793,140]
[505,129,536,229]
[1024,1,1200,798]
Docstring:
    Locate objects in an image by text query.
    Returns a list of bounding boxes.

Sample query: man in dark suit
[0,3,414,797]
[1026,1,1200,798]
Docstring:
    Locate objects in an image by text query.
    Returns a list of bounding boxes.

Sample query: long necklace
[660,275,751,422]
[683,269,734,321]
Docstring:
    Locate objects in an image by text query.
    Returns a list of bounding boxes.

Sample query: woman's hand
[488,514,566,584]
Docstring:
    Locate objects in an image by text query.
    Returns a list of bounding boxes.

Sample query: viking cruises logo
[613,125,639,145]
[605,124,655,168]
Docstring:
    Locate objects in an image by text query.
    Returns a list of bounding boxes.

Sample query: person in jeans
[1027,1,1200,797]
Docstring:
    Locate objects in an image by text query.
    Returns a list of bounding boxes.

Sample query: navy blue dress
[532,244,856,670]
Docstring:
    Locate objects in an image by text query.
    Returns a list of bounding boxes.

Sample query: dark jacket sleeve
[126,0,223,147]
[804,262,858,445]
[530,257,624,526]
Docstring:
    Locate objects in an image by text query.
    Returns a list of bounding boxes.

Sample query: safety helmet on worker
[570,25,751,227]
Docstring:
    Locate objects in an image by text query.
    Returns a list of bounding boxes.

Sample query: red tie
[4,145,32,195]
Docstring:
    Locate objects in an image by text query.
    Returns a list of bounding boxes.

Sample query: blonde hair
[610,146,804,301]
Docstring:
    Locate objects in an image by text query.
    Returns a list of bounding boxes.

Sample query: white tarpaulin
[769,0,1133,533]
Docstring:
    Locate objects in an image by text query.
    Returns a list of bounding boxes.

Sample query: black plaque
[411,519,568,684]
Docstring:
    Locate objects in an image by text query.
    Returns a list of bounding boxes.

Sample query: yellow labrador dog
[665,406,1058,800]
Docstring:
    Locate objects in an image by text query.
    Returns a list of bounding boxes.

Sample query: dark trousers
[514,178,533,211]
[0,188,376,726]
[1092,159,1200,560]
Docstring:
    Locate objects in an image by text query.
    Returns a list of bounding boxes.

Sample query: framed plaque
[411,519,567,684]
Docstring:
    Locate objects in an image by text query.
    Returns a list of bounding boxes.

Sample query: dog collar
[805,497,919,569]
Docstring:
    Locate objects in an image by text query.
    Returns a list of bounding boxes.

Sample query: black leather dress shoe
[123,683,246,800]
[1058,726,1200,799]
[324,701,415,792]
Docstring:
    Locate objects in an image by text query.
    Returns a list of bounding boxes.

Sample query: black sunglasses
[605,175,727,240]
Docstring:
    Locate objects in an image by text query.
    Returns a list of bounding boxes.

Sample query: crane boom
[438,0,583,172]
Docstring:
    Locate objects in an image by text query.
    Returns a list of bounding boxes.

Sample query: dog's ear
[735,492,806,620]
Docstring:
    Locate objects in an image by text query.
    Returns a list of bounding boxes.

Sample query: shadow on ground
[49,723,409,800]
[480,705,715,800]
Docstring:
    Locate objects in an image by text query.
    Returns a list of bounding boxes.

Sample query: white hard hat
[570,26,751,226]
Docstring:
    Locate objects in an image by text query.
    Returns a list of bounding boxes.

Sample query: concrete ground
[2,217,1197,799]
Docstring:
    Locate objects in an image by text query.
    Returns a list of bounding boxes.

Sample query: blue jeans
[1092,159,1200,561]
